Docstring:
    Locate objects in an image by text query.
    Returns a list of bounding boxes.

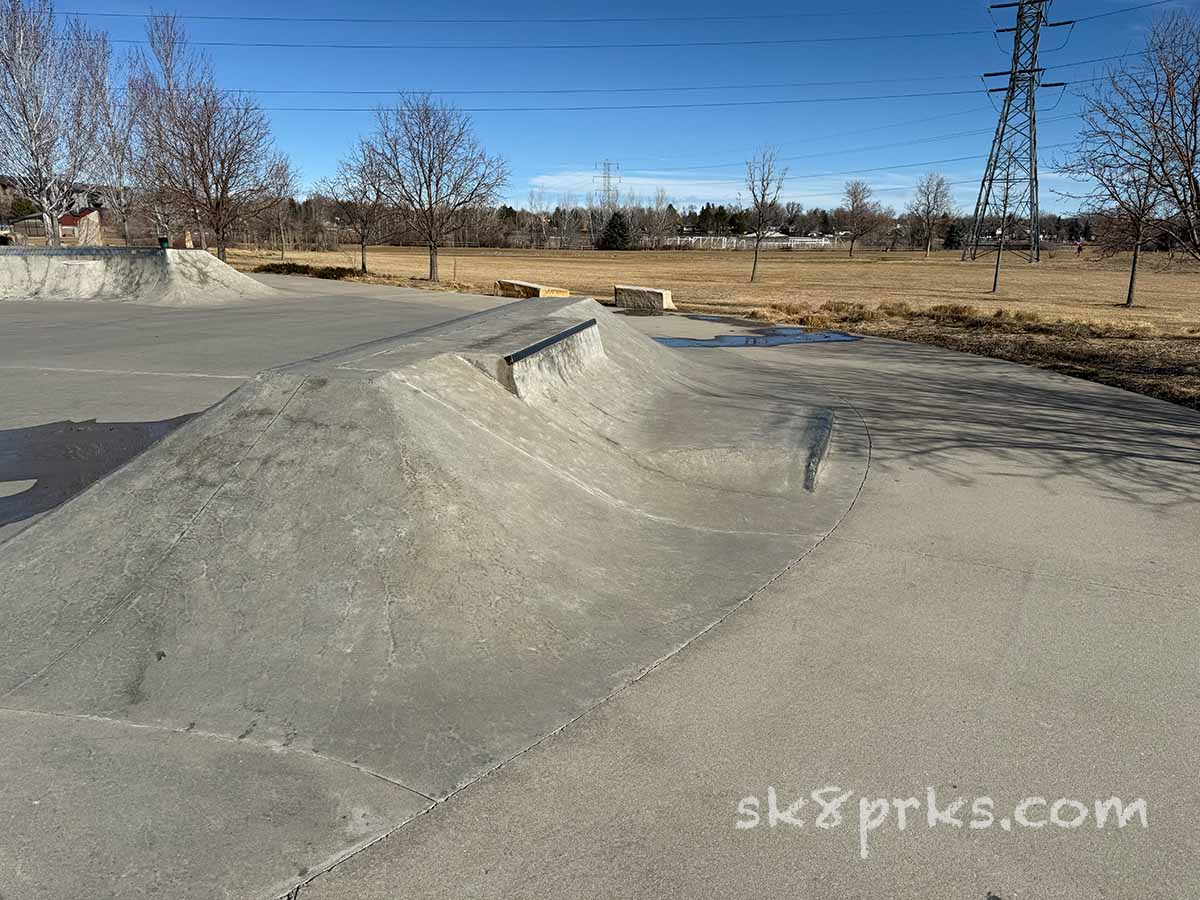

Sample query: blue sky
[74,0,1189,212]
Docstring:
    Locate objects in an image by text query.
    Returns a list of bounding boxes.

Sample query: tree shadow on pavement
[681,337,1200,509]
[0,414,196,535]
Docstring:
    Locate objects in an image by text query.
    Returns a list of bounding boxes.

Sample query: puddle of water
[656,326,859,349]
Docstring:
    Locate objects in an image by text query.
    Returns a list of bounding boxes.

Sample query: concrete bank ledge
[494,279,570,299]
[614,284,676,311]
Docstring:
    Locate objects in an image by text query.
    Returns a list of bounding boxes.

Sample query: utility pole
[593,159,620,208]
[963,0,1071,265]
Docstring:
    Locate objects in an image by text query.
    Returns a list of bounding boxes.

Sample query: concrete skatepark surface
[0,276,1198,899]
[0,247,275,305]
[0,286,860,899]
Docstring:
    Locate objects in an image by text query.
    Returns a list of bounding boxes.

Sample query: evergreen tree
[713,205,730,234]
[599,209,633,250]
[942,221,963,250]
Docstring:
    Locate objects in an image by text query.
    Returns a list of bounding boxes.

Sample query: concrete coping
[613,284,676,311]
[494,279,571,299]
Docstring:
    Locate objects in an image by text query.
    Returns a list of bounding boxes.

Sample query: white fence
[666,236,834,251]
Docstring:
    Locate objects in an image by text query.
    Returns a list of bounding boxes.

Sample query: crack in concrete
[0,704,437,801]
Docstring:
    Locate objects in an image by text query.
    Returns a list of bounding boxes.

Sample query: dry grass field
[226,245,1200,409]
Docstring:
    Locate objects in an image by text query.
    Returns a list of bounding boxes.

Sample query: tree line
[0,2,508,279]
[2,0,1197,296]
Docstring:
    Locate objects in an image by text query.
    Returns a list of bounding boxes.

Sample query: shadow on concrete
[0,415,195,531]
[682,336,1200,508]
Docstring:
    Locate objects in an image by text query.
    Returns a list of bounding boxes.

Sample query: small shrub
[877,300,913,317]
[254,261,312,275]
[926,303,976,323]
[312,266,357,280]
[797,312,834,329]
[817,301,881,323]
[252,261,356,280]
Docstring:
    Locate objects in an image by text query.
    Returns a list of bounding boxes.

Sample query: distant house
[59,209,103,245]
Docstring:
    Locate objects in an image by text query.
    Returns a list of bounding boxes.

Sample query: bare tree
[745,146,787,282]
[553,191,578,248]
[136,15,293,260]
[1085,12,1200,262]
[319,138,391,273]
[526,187,550,248]
[129,13,203,246]
[0,0,105,245]
[585,191,609,249]
[644,187,677,249]
[907,172,954,258]
[371,94,507,281]
[89,34,141,245]
[837,180,887,257]
[1059,75,1165,307]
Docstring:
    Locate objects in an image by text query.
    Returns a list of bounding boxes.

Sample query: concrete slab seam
[281,395,874,900]
[0,705,437,801]
[0,364,250,381]
[0,377,310,699]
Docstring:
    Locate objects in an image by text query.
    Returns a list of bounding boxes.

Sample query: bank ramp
[0,298,866,900]
[0,247,274,305]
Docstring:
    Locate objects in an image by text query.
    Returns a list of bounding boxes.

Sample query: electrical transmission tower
[963,0,1071,268]
[593,159,621,207]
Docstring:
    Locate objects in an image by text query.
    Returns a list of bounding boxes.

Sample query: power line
[239,88,1022,114]
[61,0,1176,27]
[203,77,1100,114]
[795,142,1071,180]
[1073,0,1175,23]
[107,29,996,52]
[234,74,980,97]
[612,106,1000,167]
[59,8,891,24]
[606,142,1074,187]
[217,52,1131,97]
[624,113,1081,172]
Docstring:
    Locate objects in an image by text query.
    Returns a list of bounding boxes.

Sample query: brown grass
[225,245,1200,410]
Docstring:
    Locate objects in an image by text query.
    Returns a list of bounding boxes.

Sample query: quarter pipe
[0,247,274,305]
